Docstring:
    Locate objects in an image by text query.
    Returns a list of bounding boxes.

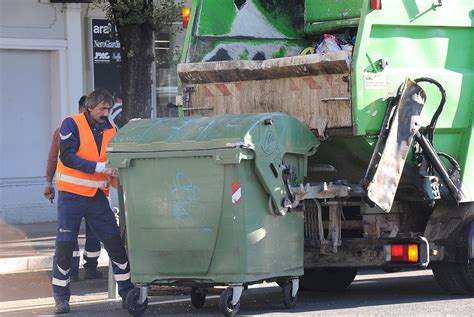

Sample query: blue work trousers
[70,220,101,277]
[52,190,133,302]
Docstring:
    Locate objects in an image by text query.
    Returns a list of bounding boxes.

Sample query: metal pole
[108,261,118,299]
[108,192,119,299]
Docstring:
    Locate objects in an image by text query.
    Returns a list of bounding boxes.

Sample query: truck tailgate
[178,52,352,135]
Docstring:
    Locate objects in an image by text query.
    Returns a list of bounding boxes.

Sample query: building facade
[0,0,189,224]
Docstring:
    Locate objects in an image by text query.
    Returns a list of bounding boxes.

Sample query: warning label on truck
[364,74,387,90]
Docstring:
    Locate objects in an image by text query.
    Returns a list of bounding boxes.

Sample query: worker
[44,96,103,282]
[52,88,133,314]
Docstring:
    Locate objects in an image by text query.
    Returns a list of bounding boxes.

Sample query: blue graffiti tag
[172,172,199,225]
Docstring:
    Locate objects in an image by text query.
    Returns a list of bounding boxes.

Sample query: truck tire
[300,268,357,292]
[459,262,474,292]
[432,262,474,295]
[426,202,474,296]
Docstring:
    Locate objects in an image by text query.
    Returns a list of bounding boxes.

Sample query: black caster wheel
[218,287,240,316]
[282,282,297,309]
[190,287,206,309]
[125,287,148,316]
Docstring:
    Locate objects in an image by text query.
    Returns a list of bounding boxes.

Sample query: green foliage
[94,0,181,32]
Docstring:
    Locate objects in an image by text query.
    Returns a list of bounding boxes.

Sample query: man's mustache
[100,116,108,121]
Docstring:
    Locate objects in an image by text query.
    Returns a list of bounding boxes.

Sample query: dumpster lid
[107,113,317,154]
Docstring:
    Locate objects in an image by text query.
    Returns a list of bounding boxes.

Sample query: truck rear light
[370,0,382,10]
[182,7,191,29]
[385,244,419,263]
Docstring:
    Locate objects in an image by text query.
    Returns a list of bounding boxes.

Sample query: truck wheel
[125,287,148,316]
[459,262,474,292]
[300,268,357,292]
[432,262,474,295]
[218,288,240,316]
[190,287,206,309]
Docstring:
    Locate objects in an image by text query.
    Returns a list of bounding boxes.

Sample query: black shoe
[70,273,79,282]
[55,300,70,314]
[122,298,127,309]
[84,268,103,280]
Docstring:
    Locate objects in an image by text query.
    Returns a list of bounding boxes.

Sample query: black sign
[51,0,92,2]
[91,18,123,127]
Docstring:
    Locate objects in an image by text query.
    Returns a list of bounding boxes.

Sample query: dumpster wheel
[219,287,241,316]
[125,287,148,316]
[281,279,299,309]
[190,287,206,309]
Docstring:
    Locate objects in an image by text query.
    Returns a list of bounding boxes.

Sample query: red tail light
[370,0,382,10]
[385,244,419,263]
[182,7,191,29]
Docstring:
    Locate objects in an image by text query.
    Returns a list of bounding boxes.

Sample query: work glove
[104,168,119,178]
[96,162,119,177]
[44,183,55,203]
[95,162,106,173]
[95,162,119,177]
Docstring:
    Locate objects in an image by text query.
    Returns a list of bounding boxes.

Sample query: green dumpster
[107,113,318,316]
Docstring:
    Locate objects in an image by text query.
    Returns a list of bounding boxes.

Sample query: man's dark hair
[78,95,87,111]
[85,88,114,110]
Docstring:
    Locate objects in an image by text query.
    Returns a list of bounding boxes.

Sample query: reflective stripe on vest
[55,113,116,197]
[56,172,109,189]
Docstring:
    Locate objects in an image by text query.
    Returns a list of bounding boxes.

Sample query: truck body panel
[174,0,474,295]
[180,0,473,202]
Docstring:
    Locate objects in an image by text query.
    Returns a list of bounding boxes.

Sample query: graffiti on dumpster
[172,172,200,225]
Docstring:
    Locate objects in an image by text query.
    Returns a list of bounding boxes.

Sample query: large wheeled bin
[107,113,318,316]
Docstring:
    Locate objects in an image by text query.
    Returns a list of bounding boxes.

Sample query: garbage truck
[108,0,473,315]
[174,0,474,296]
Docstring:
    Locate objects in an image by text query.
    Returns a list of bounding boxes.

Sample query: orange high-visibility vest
[55,113,116,197]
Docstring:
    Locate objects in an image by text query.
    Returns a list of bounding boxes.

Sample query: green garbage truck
[108,0,473,315]
[175,0,474,297]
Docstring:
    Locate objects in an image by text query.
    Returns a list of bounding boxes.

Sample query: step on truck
[177,0,474,294]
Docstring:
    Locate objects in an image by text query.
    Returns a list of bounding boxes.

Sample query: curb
[0,292,115,313]
[0,253,110,274]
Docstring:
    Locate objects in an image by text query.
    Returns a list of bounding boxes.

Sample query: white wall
[0,0,65,40]
[0,49,54,223]
[0,0,85,224]
[0,0,187,223]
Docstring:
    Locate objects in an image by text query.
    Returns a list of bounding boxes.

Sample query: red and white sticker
[231,181,242,205]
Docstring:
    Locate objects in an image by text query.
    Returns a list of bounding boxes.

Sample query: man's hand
[44,183,55,202]
[104,168,119,178]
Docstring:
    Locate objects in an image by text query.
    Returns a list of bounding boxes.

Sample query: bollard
[108,260,118,299]
[108,193,120,299]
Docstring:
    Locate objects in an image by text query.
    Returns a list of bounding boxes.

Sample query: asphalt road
[1,269,474,316]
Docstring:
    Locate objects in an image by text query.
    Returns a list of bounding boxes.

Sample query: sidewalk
[0,221,109,274]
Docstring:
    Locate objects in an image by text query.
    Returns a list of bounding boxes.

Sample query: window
[155,30,181,117]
